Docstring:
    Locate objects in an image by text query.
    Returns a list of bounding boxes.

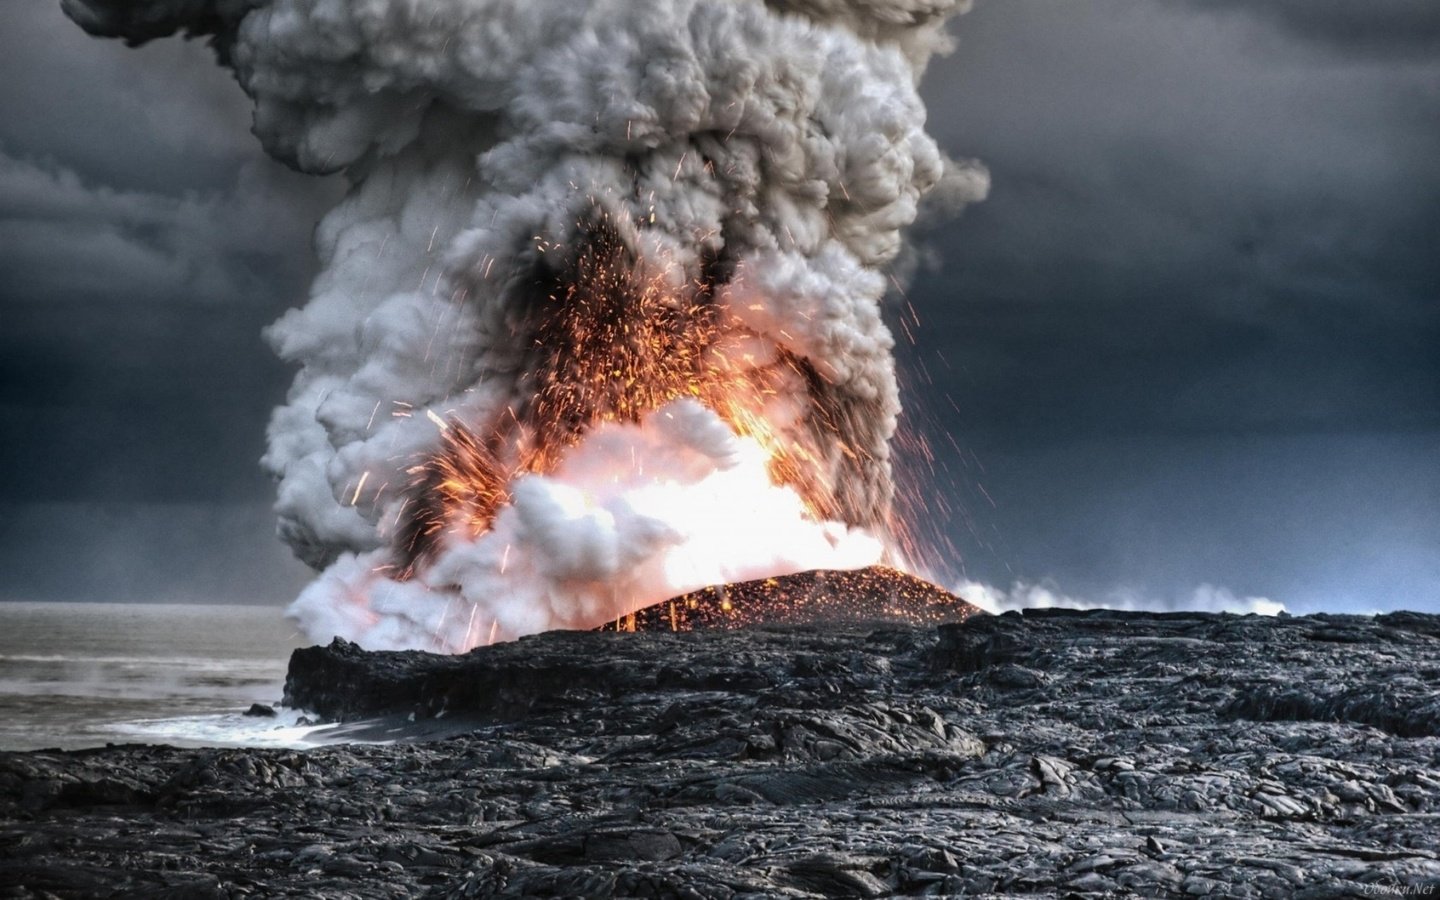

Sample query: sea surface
[0,602,331,751]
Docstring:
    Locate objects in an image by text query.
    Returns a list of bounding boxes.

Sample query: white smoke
[66,0,986,650]
[292,399,884,650]
[957,579,1286,617]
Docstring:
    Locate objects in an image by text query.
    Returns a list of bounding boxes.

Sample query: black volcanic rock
[3,609,1440,898]
[286,566,980,724]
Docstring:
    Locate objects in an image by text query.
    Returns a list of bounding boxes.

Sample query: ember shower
[66,0,989,650]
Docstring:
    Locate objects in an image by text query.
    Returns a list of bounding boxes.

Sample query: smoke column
[66,0,988,650]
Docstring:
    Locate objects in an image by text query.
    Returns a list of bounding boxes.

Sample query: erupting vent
[395,216,851,576]
[600,566,982,632]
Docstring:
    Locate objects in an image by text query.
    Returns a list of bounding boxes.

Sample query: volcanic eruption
[65,0,989,650]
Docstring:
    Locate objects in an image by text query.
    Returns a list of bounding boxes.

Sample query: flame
[394,213,860,577]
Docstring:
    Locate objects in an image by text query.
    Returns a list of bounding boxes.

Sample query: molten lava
[395,213,883,579]
[600,566,982,633]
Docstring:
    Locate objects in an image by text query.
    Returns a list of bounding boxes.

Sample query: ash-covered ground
[3,592,1440,898]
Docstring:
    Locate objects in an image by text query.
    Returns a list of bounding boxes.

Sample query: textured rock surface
[597,567,983,633]
[4,609,1440,898]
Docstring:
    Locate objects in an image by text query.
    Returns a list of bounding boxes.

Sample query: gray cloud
[878,0,1440,611]
[913,0,1440,439]
[0,1,252,193]
[0,502,311,604]
[0,3,340,509]
[1185,0,1440,58]
[0,149,333,306]
[0,151,338,504]
[945,431,1440,613]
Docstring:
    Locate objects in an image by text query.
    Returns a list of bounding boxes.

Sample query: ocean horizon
[0,601,318,751]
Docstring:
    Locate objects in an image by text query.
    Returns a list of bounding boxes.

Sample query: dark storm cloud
[879,0,1440,610]
[0,144,339,502]
[948,430,1440,612]
[0,298,289,503]
[0,1,341,507]
[1186,0,1440,59]
[0,2,253,194]
[912,0,1440,440]
[0,502,312,603]
[0,150,327,307]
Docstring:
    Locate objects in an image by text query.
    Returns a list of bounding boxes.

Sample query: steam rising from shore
[65,0,986,649]
[958,579,1286,617]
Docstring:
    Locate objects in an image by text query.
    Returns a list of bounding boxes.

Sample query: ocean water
[0,602,333,751]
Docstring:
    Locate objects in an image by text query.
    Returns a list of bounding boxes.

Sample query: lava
[394,213,882,580]
[600,565,983,633]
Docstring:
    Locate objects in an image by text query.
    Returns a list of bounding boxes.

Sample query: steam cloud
[65,0,987,649]
[957,579,1286,617]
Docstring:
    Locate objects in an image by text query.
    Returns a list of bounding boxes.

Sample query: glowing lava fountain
[65,0,989,649]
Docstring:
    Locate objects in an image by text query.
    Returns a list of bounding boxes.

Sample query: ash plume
[65,0,988,649]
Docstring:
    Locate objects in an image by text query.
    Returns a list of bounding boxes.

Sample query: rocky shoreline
[4,608,1440,897]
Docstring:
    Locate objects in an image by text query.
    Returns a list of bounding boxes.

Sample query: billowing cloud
[59,0,992,646]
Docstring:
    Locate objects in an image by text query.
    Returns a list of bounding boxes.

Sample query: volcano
[61,0,993,652]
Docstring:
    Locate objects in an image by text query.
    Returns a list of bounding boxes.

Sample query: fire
[393,213,872,578]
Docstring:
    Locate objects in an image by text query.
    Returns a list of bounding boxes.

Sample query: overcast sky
[0,0,1435,612]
